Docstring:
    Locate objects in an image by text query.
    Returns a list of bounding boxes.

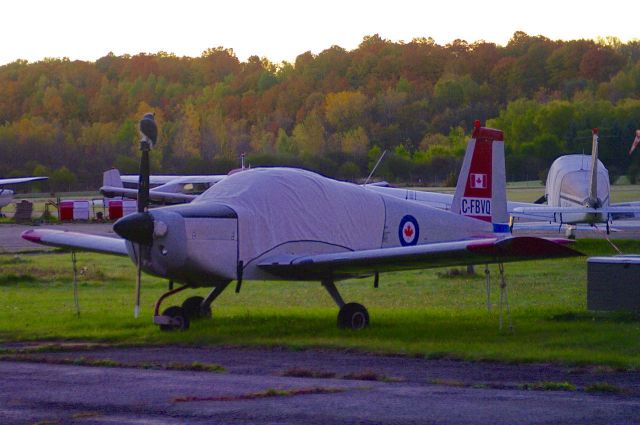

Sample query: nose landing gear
[154,281,231,331]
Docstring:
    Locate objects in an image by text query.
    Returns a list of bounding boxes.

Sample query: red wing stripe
[21,229,42,243]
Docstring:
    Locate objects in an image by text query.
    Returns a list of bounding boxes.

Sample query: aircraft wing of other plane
[101,169,222,204]
[608,201,640,220]
[22,229,128,256]
[0,176,48,186]
[258,236,580,280]
[364,185,554,219]
[120,175,225,186]
[513,205,640,215]
[100,185,197,203]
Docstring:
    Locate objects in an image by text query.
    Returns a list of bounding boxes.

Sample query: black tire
[159,306,190,331]
[337,302,369,330]
[182,296,211,320]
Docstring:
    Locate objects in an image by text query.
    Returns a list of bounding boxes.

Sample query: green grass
[0,239,639,367]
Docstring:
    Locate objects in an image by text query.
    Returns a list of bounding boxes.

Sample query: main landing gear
[322,279,369,330]
[154,281,230,331]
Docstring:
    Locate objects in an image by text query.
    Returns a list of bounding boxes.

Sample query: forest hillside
[1,32,640,190]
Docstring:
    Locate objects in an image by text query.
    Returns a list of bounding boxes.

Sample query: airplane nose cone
[113,212,154,245]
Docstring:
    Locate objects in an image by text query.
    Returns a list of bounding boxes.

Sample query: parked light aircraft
[511,129,640,232]
[0,176,48,210]
[100,168,225,204]
[369,129,640,234]
[22,119,580,331]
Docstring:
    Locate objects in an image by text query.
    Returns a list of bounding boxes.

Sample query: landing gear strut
[154,281,231,332]
[321,279,369,330]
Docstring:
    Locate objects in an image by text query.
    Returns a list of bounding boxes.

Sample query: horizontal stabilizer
[22,229,128,256]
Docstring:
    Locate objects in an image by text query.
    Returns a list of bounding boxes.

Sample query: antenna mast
[364,150,387,186]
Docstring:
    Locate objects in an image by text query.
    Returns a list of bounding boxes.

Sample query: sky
[2,0,637,66]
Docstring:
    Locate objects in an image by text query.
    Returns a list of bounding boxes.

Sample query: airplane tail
[451,120,509,233]
[103,169,123,189]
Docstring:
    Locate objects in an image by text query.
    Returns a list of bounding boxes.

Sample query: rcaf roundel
[398,215,419,246]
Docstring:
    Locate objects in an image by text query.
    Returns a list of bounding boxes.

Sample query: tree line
[1,31,639,191]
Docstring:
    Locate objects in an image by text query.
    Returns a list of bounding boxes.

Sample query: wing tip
[21,229,42,243]
[469,236,583,258]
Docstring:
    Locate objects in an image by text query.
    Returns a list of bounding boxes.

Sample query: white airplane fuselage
[545,154,609,224]
[132,168,498,286]
[0,189,13,209]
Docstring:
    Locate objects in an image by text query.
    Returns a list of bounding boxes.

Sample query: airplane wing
[609,202,640,220]
[513,206,640,214]
[0,176,48,186]
[512,205,640,222]
[21,229,128,256]
[120,175,225,185]
[258,236,581,280]
[100,185,197,204]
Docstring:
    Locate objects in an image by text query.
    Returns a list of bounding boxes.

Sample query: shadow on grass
[551,311,640,323]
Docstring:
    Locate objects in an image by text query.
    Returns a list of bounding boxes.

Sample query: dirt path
[1,343,639,424]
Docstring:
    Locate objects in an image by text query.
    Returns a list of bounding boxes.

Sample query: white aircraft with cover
[22,117,581,331]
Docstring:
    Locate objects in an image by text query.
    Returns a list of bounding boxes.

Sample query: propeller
[113,112,157,318]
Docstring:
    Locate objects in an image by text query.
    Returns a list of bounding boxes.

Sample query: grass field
[1,239,639,368]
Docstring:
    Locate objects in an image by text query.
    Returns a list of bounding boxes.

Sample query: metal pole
[137,139,150,213]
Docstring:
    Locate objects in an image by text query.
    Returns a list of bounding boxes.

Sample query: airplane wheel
[182,296,211,320]
[159,306,190,331]
[337,303,369,330]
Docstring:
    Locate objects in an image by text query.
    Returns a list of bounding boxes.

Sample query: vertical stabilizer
[103,169,123,188]
[451,121,508,233]
[588,129,600,207]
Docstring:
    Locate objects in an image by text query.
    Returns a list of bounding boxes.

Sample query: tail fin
[588,128,600,207]
[103,169,123,188]
[451,120,509,233]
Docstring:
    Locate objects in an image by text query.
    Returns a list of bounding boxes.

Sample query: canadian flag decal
[470,173,487,189]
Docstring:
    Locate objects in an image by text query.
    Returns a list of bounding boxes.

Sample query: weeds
[519,381,576,391]
[282,367,336,379]
[0,355,226,373]
[173,387,345,403]
[584,382,625,394]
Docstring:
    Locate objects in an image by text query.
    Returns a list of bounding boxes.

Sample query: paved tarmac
[1,345,639,424]
[0,223,115,253]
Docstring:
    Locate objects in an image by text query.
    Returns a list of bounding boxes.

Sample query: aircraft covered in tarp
[23,120,580,331]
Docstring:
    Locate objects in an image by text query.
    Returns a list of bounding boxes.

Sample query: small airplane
[0,176,48,211]
[22,118,581,331]
[368,129,640,235]
[100,168,225,204]
[511,129,640,233]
